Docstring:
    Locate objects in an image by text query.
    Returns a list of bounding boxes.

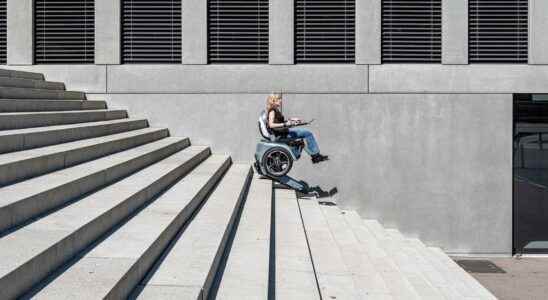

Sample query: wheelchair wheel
[262,147,293,177]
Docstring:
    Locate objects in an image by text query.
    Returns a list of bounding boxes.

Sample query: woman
[266,94,329,164]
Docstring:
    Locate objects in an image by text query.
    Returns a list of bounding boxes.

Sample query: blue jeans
[286,128,320,156]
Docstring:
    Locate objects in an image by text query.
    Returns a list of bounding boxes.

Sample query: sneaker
[311,154,329,164]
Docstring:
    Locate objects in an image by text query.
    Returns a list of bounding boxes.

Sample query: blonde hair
[266,93,282,112]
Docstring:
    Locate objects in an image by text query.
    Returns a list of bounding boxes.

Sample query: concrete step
[319,206,392,299]
[32,154,231,300]
[297,199,360,300]
[0,109,127,130]
[0,145,211,299]
[272,189,320,300]
[381,228,445,300]
[0,87,85,100]
[215,174,272,299]
[342,211,421,299]
[0,69,44,81]
[407,239,480,299]
[133,164,253,300]
[402,239,466,300]
[427,246,497,300]
[0,77,65,90]
[0,118,148,154]
[0,99,106,112]
[0,137,190,233]
[0,127,168,186]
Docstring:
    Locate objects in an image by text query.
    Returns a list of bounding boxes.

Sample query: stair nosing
[0,118,148,137]
[0,127,169,166]
[0,109,124,116]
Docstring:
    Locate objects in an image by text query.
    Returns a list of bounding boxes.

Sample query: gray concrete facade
[442,0,468,65]
[269,0,294,64]
[182,0,208,64]
[7,0,33,65]
[356,0,381,64]
[4,0,547,254]
[529,0,548,64]
[95,0,121,65]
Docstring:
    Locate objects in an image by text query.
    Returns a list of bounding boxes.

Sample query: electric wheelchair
[254,110,312,192]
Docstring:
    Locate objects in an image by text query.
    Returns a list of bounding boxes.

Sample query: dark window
[122,0,182,64]
[35,0,95,64]
[382,0,442,63]
[295,0,355,63]
[469,0,528,63]
[208,0,269,63]
[0,0,5,64]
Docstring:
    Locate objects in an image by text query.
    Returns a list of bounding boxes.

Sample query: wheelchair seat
[258,110,304,145]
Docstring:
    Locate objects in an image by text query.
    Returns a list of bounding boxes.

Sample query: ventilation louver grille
[0,0,5,64]
[382,0,441,63]
[469,0,528,63]
[295,0,355,63]
[35,0,94,64]
[208,0,269,63]
[122,0,181,64]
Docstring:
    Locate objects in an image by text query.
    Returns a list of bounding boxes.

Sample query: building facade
[2,0,547,255]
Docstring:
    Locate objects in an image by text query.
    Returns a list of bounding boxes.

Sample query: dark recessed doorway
[513,94,548,254]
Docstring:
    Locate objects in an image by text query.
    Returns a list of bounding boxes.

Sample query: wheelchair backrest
[258,110,272,140]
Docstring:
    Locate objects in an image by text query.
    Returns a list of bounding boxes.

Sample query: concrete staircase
[0,69,496,299]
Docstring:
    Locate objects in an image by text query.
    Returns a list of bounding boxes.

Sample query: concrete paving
[455,257,548,300]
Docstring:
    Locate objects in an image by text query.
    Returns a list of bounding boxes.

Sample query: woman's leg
[287,128,320,155]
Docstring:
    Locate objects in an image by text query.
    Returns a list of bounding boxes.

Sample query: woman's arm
[268,111,289,129]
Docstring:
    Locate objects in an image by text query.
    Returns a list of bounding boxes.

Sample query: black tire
[262,147,293,177]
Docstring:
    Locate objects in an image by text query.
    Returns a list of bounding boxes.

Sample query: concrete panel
[2,65,107,93]
[529,0,548,64]
[106,65,367,93]
[370,64,548,93]
[182,0,207,64]
[442,0,468,65]
[95,0,121,65]
[269,0,294,64]
[103,92,513,254]
[356,0,381,65]
[7,0,33,65]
